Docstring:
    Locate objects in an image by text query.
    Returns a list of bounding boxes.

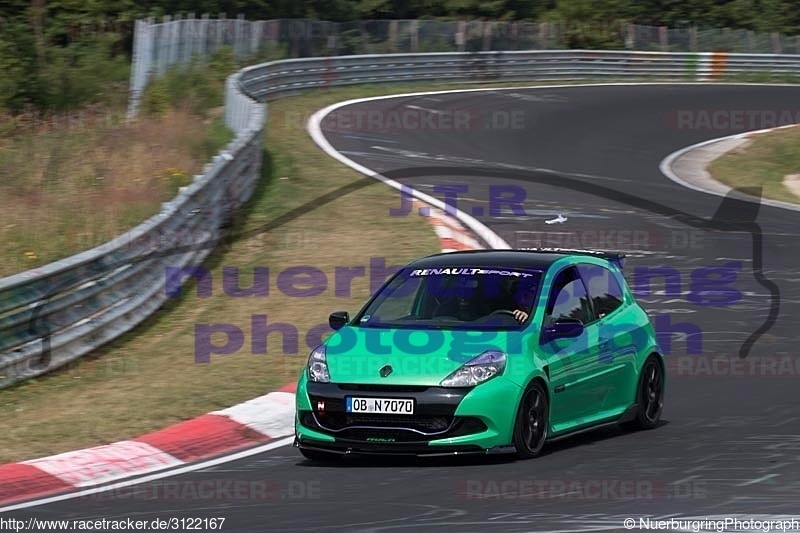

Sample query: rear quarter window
[577,263,625,319]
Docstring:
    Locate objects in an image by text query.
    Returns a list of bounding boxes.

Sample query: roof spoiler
[519,247,627,269]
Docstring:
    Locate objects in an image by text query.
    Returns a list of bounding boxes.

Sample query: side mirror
[329,311,350,330]
[542,318,584,342]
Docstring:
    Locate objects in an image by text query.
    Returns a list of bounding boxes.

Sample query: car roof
[407,249,623,270]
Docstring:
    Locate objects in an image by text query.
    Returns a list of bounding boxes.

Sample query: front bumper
[295,376,522,454]
[294,438,511,457]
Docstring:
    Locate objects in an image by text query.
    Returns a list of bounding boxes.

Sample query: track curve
[6,84,800,531]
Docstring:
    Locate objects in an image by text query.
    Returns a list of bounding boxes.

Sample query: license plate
[346,397,415,415]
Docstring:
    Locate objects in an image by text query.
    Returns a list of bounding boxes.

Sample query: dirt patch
[783,174,800,199]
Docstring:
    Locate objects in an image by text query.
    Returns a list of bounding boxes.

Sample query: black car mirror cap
[329,311,350,330]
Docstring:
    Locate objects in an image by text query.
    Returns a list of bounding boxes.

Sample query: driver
[503,278,537,324]
[437,294,479,321]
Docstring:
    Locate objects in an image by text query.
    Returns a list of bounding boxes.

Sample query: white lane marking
[406,104,446,115]
[369,144,487,165]
[341,133,400,144]
[369,145,438,160]
[313,85,764,249]
[308,99,510,250]
[0,437,295,513]
[659,125,800,213]
[366,146,635,184]
[736,473,779,486]
[319,80,800,209]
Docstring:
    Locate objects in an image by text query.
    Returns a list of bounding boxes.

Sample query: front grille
[334,418,487,442]
[316,411,452,434]
[300,408,488,442]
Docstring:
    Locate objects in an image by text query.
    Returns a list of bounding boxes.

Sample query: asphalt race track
[7,84,800,531]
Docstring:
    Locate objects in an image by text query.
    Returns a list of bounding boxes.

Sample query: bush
[140,76,170,115]
[140,47,242,118]
[0,26,129,112]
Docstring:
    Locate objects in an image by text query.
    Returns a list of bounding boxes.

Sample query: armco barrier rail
[2,49,799,388]
[235,51,800,102]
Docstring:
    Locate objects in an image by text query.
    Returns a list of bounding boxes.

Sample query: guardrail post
[171,13,181,67]
[482,20,493,51]
[389,20,398,52]
[158,15,170,74]
[200,13,209,56]
[659,25,669,52]
[537,21,549,48]
[359,20,370,54]
[215,12,226,51]
[455,20,466,52]
[771,32,782,54]
[185,14,196,63]
[289,19,301,57]
[509,21,519,50]
[327,27,337,54]
[251,19,262,56]
[127,18,154,119]
[234,14,245,57]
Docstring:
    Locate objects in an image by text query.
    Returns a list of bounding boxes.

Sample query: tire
[624,355,665,430]
[513,380,549,459]
[298,447,338,462]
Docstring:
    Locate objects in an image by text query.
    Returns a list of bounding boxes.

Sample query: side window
[577,264,624,320]
[544,267,592,325]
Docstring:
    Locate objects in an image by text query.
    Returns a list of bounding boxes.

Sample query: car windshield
[355,267,543,330]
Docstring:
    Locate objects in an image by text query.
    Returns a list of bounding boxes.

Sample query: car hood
[323,326,527,386]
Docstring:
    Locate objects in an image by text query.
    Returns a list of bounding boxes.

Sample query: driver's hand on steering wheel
[512,309,528,324]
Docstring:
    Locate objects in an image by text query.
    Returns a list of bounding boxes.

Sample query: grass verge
[0,108,233,277]
[708,125,800,203]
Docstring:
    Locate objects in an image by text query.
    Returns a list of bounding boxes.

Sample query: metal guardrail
[236,51,800,102]
[2,49,799,388]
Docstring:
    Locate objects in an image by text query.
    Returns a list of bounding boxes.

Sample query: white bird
[545,213,568,225]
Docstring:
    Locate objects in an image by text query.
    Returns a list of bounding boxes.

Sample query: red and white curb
[414,199,483,252]
[0,383,297,506]
[0,201,482,507]
[659,123,800,213]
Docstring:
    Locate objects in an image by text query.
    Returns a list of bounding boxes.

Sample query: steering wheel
[488,309,517,317]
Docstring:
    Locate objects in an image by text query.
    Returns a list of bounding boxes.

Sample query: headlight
[440,350,506,387]
[306,345,330,383]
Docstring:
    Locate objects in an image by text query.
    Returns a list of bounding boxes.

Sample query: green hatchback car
[294,249,665,460]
